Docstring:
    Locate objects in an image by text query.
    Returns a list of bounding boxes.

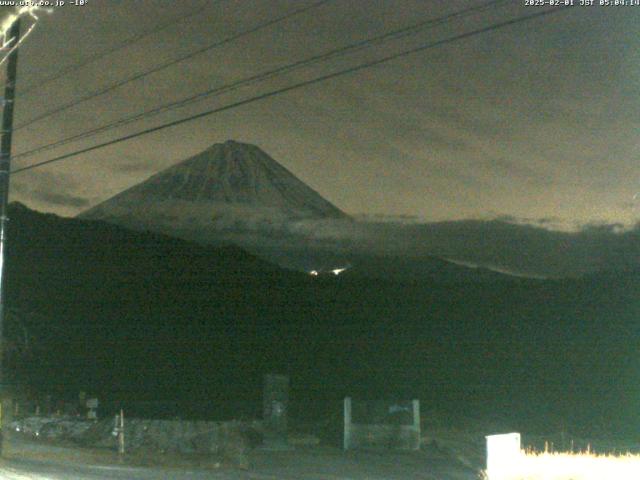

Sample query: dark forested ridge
[4,203,639,436]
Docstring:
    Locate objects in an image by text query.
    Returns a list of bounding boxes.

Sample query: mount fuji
[79,140,349,246]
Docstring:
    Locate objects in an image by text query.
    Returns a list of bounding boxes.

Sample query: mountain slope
[79,140,348,237]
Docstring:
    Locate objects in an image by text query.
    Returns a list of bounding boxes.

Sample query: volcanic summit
[79,140,348,242]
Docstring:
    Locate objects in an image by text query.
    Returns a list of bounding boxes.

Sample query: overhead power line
[13,0,510,161]
[13,0,332,131]
[19,2,213,96]
[12,6,571,175]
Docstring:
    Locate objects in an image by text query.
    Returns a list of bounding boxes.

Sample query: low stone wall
[82,418,263,454]
[347,423,421,450]
[10,416,263,455]
[9,416,94,440]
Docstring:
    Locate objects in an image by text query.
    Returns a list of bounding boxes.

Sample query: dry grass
[482,449,640,480]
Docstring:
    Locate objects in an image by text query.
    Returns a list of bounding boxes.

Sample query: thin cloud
[30,191,90,208]
[11,171,91,209]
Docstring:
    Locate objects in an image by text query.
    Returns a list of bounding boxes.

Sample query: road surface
[0,448,480,479]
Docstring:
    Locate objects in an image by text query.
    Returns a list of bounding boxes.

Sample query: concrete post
[412,399,420,450]
[263,374,289,449]
[117,410,125,456]
[343,397,352,450]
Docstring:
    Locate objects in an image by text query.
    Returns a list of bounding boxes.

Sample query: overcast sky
[3,0,639,232]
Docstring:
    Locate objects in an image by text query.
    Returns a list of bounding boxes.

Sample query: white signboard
[486,432,521,478]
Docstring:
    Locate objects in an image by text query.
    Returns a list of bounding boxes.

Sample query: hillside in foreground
[4,203,639,437]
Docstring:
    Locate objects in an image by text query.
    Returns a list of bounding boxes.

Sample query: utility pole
[0,17,21,390]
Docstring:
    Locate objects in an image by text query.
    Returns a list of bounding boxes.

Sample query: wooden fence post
[118,409,125,455]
